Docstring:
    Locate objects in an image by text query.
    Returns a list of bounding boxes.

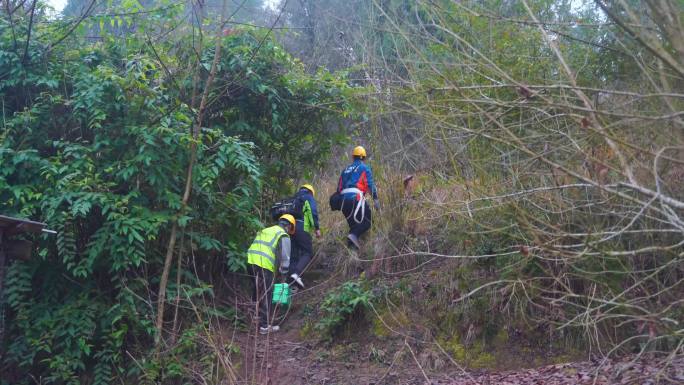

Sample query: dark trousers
[341,198,372,238]
[289,220,313,276]
[248,264,274,328]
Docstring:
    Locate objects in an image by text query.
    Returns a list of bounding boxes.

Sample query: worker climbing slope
[246,214,295,334]
[337,146,379,249]
[288,184,321,289]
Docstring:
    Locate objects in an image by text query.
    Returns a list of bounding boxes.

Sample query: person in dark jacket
[337,146,379,249]
[288,184,321,289]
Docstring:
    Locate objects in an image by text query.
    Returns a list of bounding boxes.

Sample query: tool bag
[270,195,304,220]
[329,191,342,211]
[272,283,291,306]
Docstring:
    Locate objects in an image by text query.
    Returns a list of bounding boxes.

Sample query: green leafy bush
[0,3,351,382]
[315,281,374,341]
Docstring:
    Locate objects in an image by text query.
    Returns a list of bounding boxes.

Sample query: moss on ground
[493,329,509,345]
[438,334,467,362]
[470,351,496,368]
[372,316,391,338]
[299,320,315,340]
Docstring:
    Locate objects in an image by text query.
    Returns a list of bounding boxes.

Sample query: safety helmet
[300,183,315,196]
[279,214,296,234]
[352,146,367,158]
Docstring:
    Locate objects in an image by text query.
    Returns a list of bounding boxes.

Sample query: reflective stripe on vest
[302,200,314,234]
[247,225,287,272]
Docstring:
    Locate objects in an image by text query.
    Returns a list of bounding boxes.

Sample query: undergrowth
[315,280,375,341]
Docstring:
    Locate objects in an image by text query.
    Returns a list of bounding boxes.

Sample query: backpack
[270,194,305,220]
[329,191,342,211]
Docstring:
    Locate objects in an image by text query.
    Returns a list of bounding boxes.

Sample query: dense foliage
[0,2,350,382]
[1,0,682,382]
[350,0,684,362]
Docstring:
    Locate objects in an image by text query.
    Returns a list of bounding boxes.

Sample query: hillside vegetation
[0,0,682,384]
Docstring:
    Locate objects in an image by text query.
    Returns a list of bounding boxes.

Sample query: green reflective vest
[247,225,288,272]
[302,200,314,234]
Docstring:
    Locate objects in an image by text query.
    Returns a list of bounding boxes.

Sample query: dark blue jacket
[337,159,378,201]
[296,188,319,232]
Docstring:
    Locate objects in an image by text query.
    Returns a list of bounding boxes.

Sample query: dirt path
[243,333,683,385]
[235,270,683,384]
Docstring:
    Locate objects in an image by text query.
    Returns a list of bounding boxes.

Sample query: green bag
[272,283,291,306]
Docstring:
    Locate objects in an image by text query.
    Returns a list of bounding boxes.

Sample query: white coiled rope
[341,187,365,224]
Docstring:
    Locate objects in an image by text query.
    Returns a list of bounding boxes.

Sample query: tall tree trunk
[155,3,226,345]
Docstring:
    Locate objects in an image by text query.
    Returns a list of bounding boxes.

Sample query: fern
[92,352,113,385]
[56,218,78,276]
[4,262,34,311]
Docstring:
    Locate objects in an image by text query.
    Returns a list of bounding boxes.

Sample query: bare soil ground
[239,326,683,384]
[234,267,683,385]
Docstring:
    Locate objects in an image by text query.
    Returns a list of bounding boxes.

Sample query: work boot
[290,273,305,289]
[259,325,280,334]
[347,233,360,249]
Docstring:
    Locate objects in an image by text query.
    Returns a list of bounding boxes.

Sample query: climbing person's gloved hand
[374,199,381,210]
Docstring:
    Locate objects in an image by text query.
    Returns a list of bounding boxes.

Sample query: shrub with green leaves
[0,2,350,382]
[315,280,374,341]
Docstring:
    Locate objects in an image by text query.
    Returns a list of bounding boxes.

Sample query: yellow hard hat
[352,146,367,158]
[300,183,315,196]
[279,214,296,234]
[278,214,296,225]
[279,214,296,226]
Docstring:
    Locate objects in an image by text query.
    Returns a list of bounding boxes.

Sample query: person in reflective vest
[288,183,321,289]
[337,145,379,249]
[247,214,295,334]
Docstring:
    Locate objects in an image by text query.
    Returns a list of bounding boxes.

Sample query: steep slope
[235,255,683,384]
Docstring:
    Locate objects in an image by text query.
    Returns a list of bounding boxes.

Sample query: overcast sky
[46,0,282,14]
[47,0,66,12]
